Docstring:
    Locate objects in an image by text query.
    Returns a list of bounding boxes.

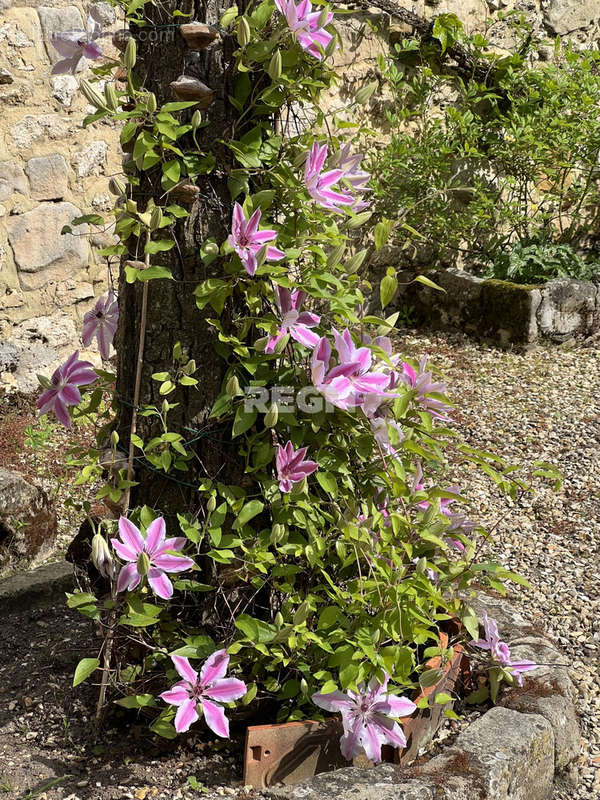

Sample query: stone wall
[0,0,120,390]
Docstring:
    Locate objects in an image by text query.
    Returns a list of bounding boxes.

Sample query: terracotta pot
[242,631,469,788]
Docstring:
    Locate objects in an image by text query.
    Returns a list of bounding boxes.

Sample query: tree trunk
[115,0,242,524]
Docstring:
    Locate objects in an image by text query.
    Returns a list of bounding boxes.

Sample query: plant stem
[96,232,151,724]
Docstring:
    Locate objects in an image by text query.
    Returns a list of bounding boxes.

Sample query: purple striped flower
[265,285,320,353]
[112,516,195,601]
[37,350,97,429]
[50,12,105,75]
[471,611,538,686]
[304,142,355,211]
[228,202,285,277]
[159,650,247,735]
[312,675,416,763]
[82,289,118,360]
[276,441,318,492]
[275,0,333,60]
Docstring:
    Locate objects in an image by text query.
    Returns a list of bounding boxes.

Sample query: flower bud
[104,83,119,111]
[207,495,217,512]
[226,375,241,396]
[124,36,137,71]
[255,243,268,268]
[300,678,308,696]
[110,430,119,447]
[91,533,115,579]
[237,16,251,47]
[274,611,283,628]
[79,79,108,110]
[270,523,285,544]
[37,374,52,390]
[149,205,163,231]
[317,7,330,28]
[191,110,202,130]
[267,50,282,81]
[108,177,127,196]
[136,551,151,576]
[126,198,138,215]
[264,402,278,428]
[162,400,169,415]
[146,92,157,113]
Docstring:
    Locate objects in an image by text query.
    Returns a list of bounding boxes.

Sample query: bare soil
[0,603,258,800]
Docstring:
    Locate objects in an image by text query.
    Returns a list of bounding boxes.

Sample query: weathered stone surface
[502,690,579,771]
[537,278,598,341]
[50,74,78,107]
[0,560,73,612]
[413,707,554,800]
[265,764,438,800]
[6,202,88,290]
[25,154,68,201]
[0,161,28,202]
[37,5,84,62]
[0,341,19,372]
[0,467,58,574]
[544,0,599,35]
[73,140,108,178]
[0,67,13,84]
[9,114,70,149]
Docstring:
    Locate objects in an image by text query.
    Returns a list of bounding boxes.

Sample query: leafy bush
[371,13,600,282]
[485,239,600,284]
[37,0,559,753]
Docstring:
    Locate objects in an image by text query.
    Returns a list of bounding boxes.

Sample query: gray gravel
[398,330,600,799]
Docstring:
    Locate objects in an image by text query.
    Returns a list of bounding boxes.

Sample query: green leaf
[465,686,490,704]
[380,274,398,309]
[115,693,156,709]
[137,266,173,281]
[414,274,446,293]
[316,471,337,497]
[232,406,257,437]
[419,668,442,688]
[144,239,175,254]
[233,499,264,528]
[73,657,100,687]
[434,692,453,705]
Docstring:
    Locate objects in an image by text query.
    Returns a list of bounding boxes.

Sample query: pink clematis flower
[111,516,195,600]
[276,441,318,492]
[228,202,285,277]
[37,350,97,429]
[471,611,538,686]
[50,12,105,75]
[82,289,118,360]
[265,285,320,353]
[330,144,371,211]
[312,674,416,763]
[275,0,333,60]
[304,142,356,211]
[400,357,451,420]
[160,650,247,735]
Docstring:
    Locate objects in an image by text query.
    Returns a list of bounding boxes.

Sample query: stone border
[265,594,580,800]
[0,560,74,613]
[384,268,600,348]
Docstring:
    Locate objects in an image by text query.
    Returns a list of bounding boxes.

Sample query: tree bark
[115,0,242,523]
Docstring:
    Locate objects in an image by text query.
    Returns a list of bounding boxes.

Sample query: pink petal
[172,655,198,684]
[243,250,257,276]
[266,245,286,261]
[375,716,407,751]
[144,517,166,555]
[201,699,229,738]
[265,330,286,354]
[147,567,173,599]
[361,721,384,763]
[51,32,83,59]
[245,207,262,237]
[291,325,320,349]
[152,553,195,573]
[156,536,187,554]
[232,202,244,236]
[111,538,137,562]
[251,230,277,244]
[118,517,144,554]
[339,715,363,760]
[200,649,229,686]
[116,562,141,593]
[60,384,82,406]
[312,690,355,713]
[160,683,192,706]
[373,695,416,718]
[53,396,72,428]
[203,677,247,703]
[174,698,199,733]
[83,40,103,60]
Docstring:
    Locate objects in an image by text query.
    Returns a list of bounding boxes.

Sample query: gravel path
[397,330,600,799]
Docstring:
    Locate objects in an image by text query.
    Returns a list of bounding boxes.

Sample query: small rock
[0,67,13,84]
